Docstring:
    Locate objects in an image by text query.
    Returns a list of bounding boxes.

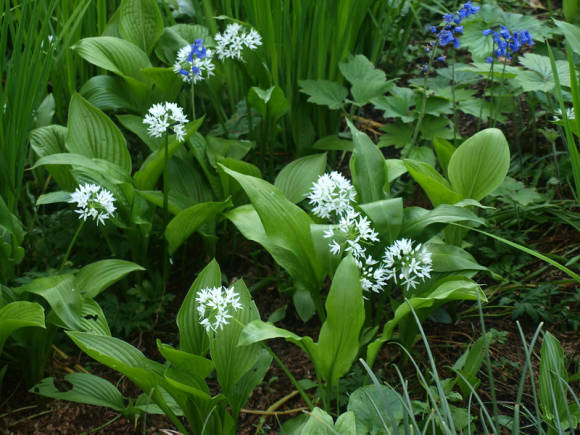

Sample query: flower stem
[59,220,84,272]
[190,80,196,121]
[263,344,314,410]
[162,133,170,291]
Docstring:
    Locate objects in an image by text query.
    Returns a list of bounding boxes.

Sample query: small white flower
[553,107,575,121]
[308,172,357,220]
[173,39,215,84]
[195,286,243,332]
[329,240,341,256]
[215,23,262,61]
[382,238,432,293]
[68,183,116,225]
[360,255,389,293]
[143,102,189,141]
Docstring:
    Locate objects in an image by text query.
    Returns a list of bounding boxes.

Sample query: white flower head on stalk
[553,107,575,121]
[173,39,215,84]
[215,23,262,61]
[195,286,243,332]
[308,171,357,220]
[360,255,389,293]
[382,238,432,293]
[68,183,116,225]
[143,102,189,141]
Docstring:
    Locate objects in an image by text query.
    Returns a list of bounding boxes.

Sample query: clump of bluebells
[482,26,534,63]
[423,1,480,71]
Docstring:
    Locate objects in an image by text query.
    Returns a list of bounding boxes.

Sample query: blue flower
[439,30,455,46]
[482,26,534,62]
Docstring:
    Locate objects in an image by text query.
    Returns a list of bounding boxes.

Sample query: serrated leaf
[339,54,390,104]
[299,80,347,110]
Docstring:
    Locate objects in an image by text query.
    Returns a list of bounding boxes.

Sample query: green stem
[190,80,196,121]
[263,344,314,410]
[60,220,84,272]
[162,133,169,291]
[478,55,494,131]
[102,227,116,257]
[451,56,457,145]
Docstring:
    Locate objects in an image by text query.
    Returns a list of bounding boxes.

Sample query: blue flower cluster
[430,1,480,49]
[180,39,208,78]
[482,26,534,63]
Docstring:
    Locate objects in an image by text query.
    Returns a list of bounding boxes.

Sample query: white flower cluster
[143,102,189,142]
[382,238,432,293]
[68,183,116,225]
[310,172,433,294]
[308,171,357,220]
[215,23,262,61]
[553,107,575,121]
[195,286,243,332]
[173,39,215,84]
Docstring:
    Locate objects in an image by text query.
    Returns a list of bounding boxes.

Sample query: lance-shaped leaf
[119,0,164,55]
[0,301,45,354]
[274,153,327,203]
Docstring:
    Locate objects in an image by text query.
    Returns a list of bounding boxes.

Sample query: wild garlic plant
[308,171,433,296]
[61,183,116,271]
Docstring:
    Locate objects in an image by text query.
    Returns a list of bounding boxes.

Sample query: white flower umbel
[382,238,432,293]
[143,102,189,142]
[308,171,357,220]
[360,255,389,293]
[196,286,243,332]
[215,23,262,61]
[68,183,116,225]
[553,107,575,121]
[173,39,215,84]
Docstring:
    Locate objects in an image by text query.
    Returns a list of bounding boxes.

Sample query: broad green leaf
[371,86,416,122]
[157,341,213,378]
[402,205,486,238]
[404,159,462,207]
[217,157,262,199]
[32,373,126,411]
[378,122,413,149]
[36,191,71,205]
[74,259,145,298]
[311,256,364,387]
[360,198,403,243]
[134,117,204,190]
[117,114,162,151]
[348,385,403,433]
[66,94,131,174]
[119,0,164,55]
[433,138,456,177]
[367,277,486,365]
[313,135,353,151]
[515,53,570,92]
[420,116,453,140]
[30,125,75,189]
[299,80,347,110]
[165,200,231,254]
[301,408,336,434]
[177,259,221,355]
[163,367,212,400]
[79,299,111,336]
[221,167,323,317]
[238,319,308,348]
[428,243,487,273]
[335,411,358,434]
[0,301,45,354]
[385,159,408,182]
[448,128,510,201]
[554,19,580,57]
[33,153,131,187]
[274,153,327,203]
[210,279,271,416]
[65,331,179,424]
[339,54,390,105]
[348,118,386,204]
[225,205,318,322]
[247,85,289,123]
[73,36,152,82]
[20,275,83,330]
[206,136,254,163]
[80,75,136,112]
[137,190,194,215]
